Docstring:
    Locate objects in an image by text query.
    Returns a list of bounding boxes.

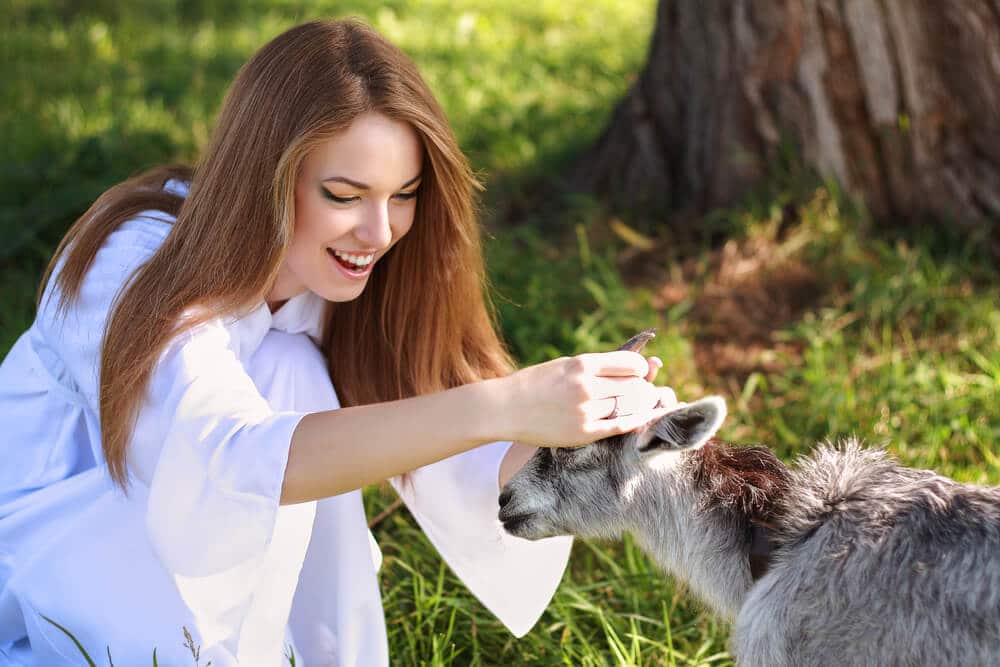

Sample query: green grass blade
[39,614,97,667]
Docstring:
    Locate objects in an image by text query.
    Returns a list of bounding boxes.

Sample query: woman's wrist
[465,374,517,445]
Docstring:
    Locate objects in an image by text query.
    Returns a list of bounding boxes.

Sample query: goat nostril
[498,489,513,509]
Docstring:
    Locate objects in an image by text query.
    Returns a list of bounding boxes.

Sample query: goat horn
[618,328,657,353]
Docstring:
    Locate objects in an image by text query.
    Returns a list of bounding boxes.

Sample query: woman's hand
[489,351,679,448]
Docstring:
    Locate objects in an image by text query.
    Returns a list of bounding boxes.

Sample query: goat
[499,330,1000,666]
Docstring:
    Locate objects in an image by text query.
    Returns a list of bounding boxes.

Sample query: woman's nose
[355,200,393,248]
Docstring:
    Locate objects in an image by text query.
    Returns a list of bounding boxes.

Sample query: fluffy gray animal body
[499,332,1000,666]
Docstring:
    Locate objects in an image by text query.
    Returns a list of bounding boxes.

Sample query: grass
[4,1,1000,665]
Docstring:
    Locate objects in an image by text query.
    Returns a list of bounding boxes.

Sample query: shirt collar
[167,178,329,348]
[269,289,327,343]
[223,291,327,363]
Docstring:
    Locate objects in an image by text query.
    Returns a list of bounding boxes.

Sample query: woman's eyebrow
[322,173,423,190]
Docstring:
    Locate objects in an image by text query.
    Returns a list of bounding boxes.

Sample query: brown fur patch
[690,440,791,525]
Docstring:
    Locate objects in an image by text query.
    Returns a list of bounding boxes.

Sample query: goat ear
[618,328,656,354]
[638,396,727,453]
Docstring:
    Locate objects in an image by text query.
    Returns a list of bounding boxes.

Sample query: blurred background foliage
[3,1,999,665]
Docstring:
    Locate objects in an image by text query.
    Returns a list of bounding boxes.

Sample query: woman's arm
[284,379,505,504]
[281,352,670,505]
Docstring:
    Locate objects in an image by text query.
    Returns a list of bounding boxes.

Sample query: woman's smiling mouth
[328,248,376,278]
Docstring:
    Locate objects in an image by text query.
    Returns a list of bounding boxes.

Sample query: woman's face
[268,111,423,309]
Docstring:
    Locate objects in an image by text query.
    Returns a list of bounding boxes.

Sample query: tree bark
[575,0,1000,250]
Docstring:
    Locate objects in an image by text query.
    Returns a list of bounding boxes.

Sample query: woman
[0,19,674,666]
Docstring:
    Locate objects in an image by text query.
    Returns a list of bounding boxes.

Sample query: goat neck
[626,440,791,621]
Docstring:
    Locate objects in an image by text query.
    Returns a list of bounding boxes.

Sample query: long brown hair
[39,19,514,490]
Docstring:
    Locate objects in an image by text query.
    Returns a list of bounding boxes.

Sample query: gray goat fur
[499,331,1000,666]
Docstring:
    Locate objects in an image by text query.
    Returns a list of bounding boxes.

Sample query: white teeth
[331,249,375,267]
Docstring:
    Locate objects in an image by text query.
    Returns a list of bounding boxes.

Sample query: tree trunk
[575,0,1000,250]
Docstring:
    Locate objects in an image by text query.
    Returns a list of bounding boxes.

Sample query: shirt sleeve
[133,320,308,577]
[390,441,573,637]
[37,213,307,583]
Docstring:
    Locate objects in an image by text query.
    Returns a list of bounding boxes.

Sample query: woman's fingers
[582,384,677,423]
[582,405,675,440]
[572,351,650,378]
[645,356,663,383]
[582,396,622,422]
[583,376,661,415]
[657,385,678,409]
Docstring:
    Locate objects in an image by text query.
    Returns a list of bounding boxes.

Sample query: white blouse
[0,180,572,666]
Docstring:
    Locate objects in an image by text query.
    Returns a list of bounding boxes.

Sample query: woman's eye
[393,190,418,201]
[321,189,358,204]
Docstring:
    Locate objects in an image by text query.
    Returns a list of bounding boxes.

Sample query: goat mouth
[500,513,535,535]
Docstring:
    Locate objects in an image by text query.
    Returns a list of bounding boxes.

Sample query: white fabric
[0,180,572,666]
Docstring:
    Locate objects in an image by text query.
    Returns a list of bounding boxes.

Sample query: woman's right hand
[489,351,676,448]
